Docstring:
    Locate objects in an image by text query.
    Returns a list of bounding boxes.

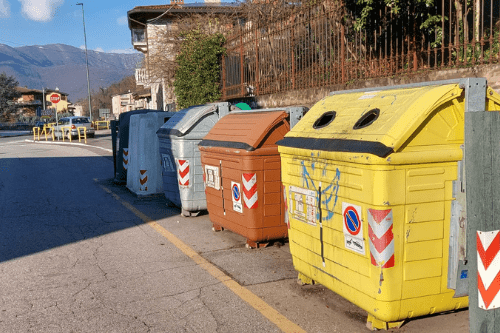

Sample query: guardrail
[94,120,110,130]
[59,126,72,142]
[32,123,88,144]
[77,127,87,144]
[33,124,55,141]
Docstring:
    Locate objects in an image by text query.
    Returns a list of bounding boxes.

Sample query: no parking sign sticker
[231,181,243,213]
[342,202,365,255]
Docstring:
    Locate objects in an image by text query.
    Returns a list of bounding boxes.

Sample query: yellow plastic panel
[405,221,444,243]
[406,165,457,204]
[486,87,500,110]
[405,201,445,223]
[404,240,443,261]
[403,258,443,280]
[402,277,441,299]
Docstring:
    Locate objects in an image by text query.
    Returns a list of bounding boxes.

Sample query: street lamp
[77,2,92,122]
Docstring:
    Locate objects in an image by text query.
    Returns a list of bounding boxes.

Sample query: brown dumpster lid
[199,111,289,151]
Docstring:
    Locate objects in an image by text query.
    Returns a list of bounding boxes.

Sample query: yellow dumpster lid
[277,84,463,157]
[199,111,289,151]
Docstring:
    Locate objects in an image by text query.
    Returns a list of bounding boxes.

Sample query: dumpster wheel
[297,272,315,286]
[245,240,269,249]
[212,223,224,232]
[181,209,201,217]
[366,314,404,331]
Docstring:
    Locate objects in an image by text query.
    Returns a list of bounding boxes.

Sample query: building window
[132,29,146,43]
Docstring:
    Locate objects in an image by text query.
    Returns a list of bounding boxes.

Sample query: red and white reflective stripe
[139,169,147,191]
[242,173,258,209]
[477,230,500,310]
[177,159,189,186]
[123,148,129,170]
[368,209,395,268]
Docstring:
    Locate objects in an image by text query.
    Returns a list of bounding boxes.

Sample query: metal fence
[222,0,500,100]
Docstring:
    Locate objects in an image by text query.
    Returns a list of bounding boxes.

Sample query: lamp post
[77,2,92,122]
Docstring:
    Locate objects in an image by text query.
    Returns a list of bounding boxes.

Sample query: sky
[0,0,210,54]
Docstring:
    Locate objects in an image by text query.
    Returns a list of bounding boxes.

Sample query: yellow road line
[95,180,306,333]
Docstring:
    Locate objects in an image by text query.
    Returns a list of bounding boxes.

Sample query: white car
[53,116,95,139]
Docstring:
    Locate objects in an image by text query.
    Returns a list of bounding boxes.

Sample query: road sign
[50,94,60,104]
[231,181,242,213]
[344,206,361,236]
[342,202,365,255]
[99,108,110,118]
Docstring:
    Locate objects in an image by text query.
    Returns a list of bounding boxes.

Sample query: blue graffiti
[301,160,341,221]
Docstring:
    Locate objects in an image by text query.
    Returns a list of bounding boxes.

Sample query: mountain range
[0,43,143,102]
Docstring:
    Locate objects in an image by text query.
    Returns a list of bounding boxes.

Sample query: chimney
[170,0,184,4]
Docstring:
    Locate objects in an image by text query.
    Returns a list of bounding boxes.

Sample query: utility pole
[77,2,92,122]
[465,78,500,332]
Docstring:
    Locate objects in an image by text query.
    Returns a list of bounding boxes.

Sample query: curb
[25,139,113,153]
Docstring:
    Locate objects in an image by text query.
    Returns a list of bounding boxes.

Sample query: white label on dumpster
[342,202,365,255]
[289,186,317,226]
[358,91,379,100]
[205,165,220,190]
[161,154,175,173]
[231,181,243,213]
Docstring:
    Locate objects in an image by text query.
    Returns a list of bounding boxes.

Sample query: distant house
[127,0,241,110]
[69,105,84,117]
[111,88,154,118]
[14,87,71,118]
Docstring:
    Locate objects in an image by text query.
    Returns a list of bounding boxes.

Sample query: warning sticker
[231,181,243,213]
[342,202,365,255]
[205,165,220,190]
[289,186,317,226]
[161,153,175,173]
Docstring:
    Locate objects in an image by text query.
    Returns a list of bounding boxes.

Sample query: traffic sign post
[50,93,60,127]
[50,94,60,104]
[465,78,500,332]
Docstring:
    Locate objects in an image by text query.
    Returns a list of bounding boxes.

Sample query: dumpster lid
[278,84,463,157]
[199,111,289,151]
[156,104,218,137]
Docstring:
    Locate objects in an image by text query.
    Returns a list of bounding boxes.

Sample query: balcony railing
[135,68,150,86]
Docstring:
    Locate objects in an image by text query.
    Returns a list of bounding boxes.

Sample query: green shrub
[174,32,225,109]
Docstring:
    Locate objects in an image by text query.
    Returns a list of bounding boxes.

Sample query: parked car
[53,116,95,139]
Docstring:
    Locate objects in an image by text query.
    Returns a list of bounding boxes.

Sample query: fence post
[255,28,259,95]
[465,78,500,333]
[240,34,245,97]
[341,24,345,84]
[291,16,296,90]
[222,53,226,100]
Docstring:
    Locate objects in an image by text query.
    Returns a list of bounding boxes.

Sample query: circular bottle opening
[313,111,336,129]
[353,108,380,129]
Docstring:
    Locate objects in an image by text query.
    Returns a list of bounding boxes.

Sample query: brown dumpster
[198,107,307,248]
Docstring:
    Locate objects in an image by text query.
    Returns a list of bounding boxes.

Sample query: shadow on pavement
[0,155,179,263]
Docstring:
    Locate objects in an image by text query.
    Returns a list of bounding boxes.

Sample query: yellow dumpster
[277,79,500,329]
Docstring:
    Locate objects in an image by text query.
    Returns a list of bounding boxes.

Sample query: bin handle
[177,105,217,135]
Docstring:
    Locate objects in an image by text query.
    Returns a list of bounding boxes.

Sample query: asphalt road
[0,132,469,332]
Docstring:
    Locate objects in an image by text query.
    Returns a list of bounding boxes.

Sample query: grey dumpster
[114,109,164,184]
[127,112,175,196]
[156,102,231,216]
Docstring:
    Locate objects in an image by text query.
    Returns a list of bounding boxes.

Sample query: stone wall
[232,64,500,109]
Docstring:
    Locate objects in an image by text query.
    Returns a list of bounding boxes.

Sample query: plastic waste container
[127,112,175,196]
[199,107,307,248]
[156,103,231,216]
[114,109,165,184]
[277,79,500,329]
